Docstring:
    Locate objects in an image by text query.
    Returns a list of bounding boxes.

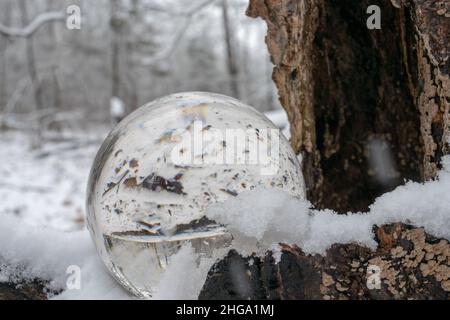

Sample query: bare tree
[124,0,140,112]
[141,0,217,66]
[0,0,67,137]
[0,1,12,116]
[0,0,274,129]
[19,0,43,112]
[45,0,63,113]
[221,0,240,99]
[110,0,122,103]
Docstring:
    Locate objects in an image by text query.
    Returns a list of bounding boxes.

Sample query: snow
[152,244,228,300]
[0,132,100,231]
[1,131,450,299]
[208,161,450,255]
[0,131,132,299]
[207,188,311,258]
[264,109,288,130]
[264,109,290,139]
[0,214,130,300]
[110,97,125,118]
[0,213,223,300]
[207,188,373,256]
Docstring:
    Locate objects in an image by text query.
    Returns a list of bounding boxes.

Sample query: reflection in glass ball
[86,92,305,298]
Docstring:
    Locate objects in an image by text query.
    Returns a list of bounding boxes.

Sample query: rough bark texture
[0,281,47,300]
[200,223,450,300]
[247,0,450,212]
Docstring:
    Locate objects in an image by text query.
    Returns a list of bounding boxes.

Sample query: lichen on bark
[200,223,450,300]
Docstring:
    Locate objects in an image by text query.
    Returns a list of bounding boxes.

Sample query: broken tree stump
[247,0,450,213]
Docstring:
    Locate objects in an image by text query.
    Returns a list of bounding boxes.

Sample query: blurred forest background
[0,0,283,231]
[0,0,280,145]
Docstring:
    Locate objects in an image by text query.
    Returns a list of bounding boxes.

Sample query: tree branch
[0,11,65,38]
[141,0,218,66]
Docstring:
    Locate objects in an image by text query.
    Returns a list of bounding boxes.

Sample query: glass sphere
[86,92,305,298]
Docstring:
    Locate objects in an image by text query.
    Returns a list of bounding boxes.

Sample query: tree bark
[0,281,47,300]
[200,223,450,300]
[247,0,450,213]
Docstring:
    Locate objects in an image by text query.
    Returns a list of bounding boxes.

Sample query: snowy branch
[142,0,218,17]
[142,0,218,66]
[0,12,65,38]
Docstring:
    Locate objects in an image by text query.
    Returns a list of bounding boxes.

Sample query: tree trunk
[222,0,240,99]
[247,0,450,213]
[110,0,123,102]
[46,0,63,113]
[19,0,43,112]
[0,1,11,116]
[124,0,139,113]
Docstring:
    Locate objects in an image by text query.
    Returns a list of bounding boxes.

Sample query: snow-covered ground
[0,130,134,299]
[0,132,100,231]
[1,129,450,300]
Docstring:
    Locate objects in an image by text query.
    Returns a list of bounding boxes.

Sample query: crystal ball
[86,92,305,298]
